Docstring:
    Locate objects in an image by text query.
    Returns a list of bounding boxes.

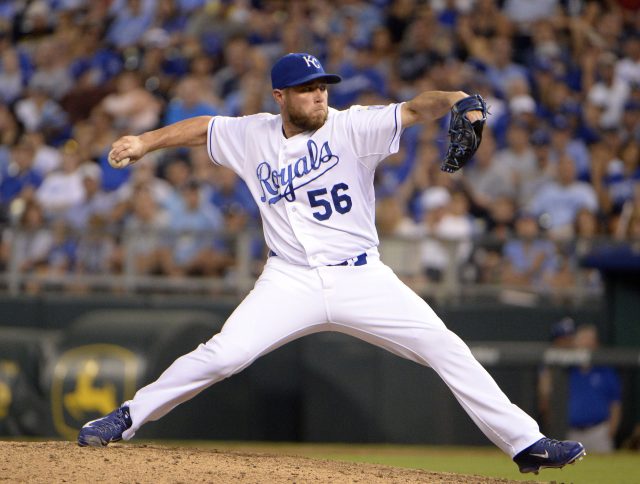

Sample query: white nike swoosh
[530,451,549,458]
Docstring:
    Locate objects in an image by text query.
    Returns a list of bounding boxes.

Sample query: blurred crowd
[0,0,639,293]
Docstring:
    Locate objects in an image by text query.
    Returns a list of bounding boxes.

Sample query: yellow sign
[0,360,19,420]
[0,381,11,420]
[51,345,139,440]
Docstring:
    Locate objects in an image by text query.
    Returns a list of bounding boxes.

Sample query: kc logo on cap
[271,53,342,90]
[301,55,321,69]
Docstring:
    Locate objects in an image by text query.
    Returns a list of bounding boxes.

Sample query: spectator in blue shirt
[208,166,259,223]
[567,324,622,453]
[176,0,205,13]
[549,115,591,182]
[208,166,261,263]
[0,47,25,104]
[162,179,227,277]
[106,0,156,49]
[501,211,558,288]
[69,25,123,87]
[0,142,43,208]
[0,105,20,176]
[330,48,387,109]
[483,36,529,98]
[156,0,189,38]
[528,155,598,240]
[0,2,18,21]
[600,140,640,214]
[162,77,218,126]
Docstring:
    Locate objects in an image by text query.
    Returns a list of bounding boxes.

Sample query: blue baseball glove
[441,94,488,173]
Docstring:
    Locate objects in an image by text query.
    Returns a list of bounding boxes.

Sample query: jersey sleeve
[206,116,249,175]
[343,103,403,169]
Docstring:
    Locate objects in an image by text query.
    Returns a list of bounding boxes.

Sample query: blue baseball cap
[550,317,576,341]
[271,53,341,90]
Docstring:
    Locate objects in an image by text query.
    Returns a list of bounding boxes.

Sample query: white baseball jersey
[206,104,402,266]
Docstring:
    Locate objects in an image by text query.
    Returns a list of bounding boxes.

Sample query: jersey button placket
[281,138,315,265]
[279,151,305,250]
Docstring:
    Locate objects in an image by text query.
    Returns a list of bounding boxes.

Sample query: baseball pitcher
[78,53,585,475]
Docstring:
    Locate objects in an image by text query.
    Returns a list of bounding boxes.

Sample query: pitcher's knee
[198,338,256,379]
[413,327,472,361]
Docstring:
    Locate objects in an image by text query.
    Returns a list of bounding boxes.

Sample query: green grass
[309,447,638,484]
[173,441,640,484]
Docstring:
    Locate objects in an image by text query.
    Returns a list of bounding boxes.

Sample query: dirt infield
[0,441,542,483]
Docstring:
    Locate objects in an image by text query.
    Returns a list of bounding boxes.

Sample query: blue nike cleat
[513,438,586,474]
[77,405,132,447]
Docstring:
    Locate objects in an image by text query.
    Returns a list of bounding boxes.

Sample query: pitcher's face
[275,80,329,132]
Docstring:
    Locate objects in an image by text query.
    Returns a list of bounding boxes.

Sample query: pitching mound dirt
[0,441,537,483]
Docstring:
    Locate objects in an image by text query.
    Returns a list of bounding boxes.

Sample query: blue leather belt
[268,251,367,266]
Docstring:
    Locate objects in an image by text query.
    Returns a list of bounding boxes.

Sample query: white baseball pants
[123,255,543,456]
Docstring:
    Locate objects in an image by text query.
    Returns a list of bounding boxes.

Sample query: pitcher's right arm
[108,116,213,168]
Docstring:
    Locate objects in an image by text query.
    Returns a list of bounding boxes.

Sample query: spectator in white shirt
[494,121,538,192]
[420,188,474,282]
[615,35,640,88]
[35,145,85,218]
[588,52,630,128]
[66,162,116,231]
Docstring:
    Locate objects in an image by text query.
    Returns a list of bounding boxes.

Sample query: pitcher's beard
[288,107,328,132]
